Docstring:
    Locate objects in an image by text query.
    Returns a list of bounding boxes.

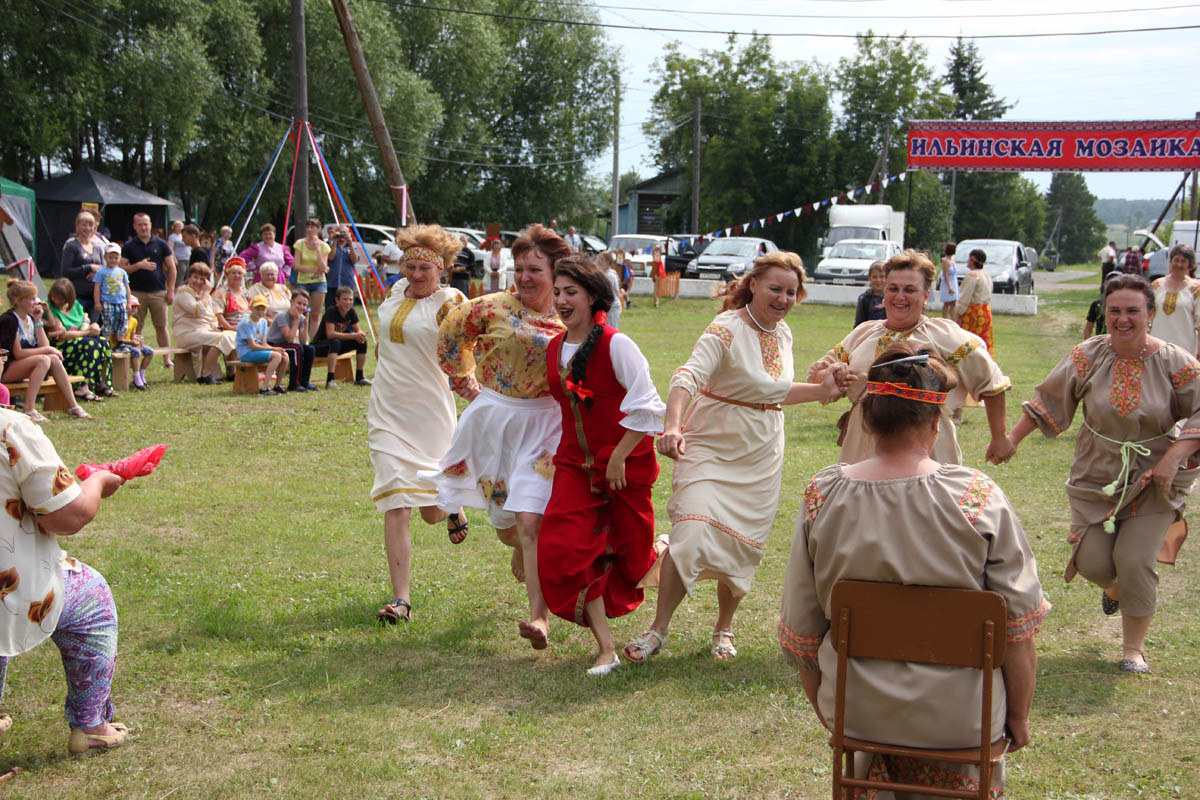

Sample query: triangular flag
[759,218,766,227]
[724,228,731,237]
[812,202,820,212]
[854,188,863,197]
[830,196,838,206]
[865,184,873,195]
[898,172,906,181]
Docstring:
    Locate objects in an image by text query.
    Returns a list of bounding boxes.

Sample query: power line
[538,0,1200,22]
[372,0,1200,40]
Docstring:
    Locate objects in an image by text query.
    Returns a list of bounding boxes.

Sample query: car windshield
[703,239,759,257]
[828,227,882,246]
[829,242,888,261]
[956,243,1015,267]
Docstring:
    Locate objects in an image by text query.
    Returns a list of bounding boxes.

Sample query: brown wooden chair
[829,580,1010,800]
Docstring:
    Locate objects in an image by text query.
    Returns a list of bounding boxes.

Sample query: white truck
[820,204,906,257]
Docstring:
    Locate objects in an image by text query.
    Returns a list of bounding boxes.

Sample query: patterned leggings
[59,336,114,393]
[0,561,118,729]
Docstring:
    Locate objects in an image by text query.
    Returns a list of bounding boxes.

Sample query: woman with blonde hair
[172,264,237,384]
[0,281,91,421]
[367,224,470,623]
[624,252,850,664]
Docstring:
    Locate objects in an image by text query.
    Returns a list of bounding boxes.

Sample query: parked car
[609,234,677,276]
[323,222,395,276]
[666,235,708,273]
[686,237,778,281]
[1134,229,1168,280]
[443,227,489,276]
[580,234,607,254]
[954,239,1036,295]
[812,239,903,285]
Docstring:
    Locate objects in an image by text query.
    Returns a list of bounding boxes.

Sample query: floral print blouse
[437,291,565,399]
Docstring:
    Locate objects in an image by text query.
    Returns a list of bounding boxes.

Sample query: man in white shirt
[377,228,404,285]
[1098,240,1117,283]
[564,225,583,253]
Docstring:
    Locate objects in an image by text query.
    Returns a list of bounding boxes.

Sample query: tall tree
[944,38,1009,121]
[1044,173,1105,264]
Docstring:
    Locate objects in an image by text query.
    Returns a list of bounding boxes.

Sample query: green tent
[1,176,36,262]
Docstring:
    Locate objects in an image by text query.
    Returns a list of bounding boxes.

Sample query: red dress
[538,327,659,626]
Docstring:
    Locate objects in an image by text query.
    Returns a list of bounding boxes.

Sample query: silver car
[687,237,778,280]
[954,239,1036,295]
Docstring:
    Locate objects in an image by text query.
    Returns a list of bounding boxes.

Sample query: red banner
[907,120,1200,172]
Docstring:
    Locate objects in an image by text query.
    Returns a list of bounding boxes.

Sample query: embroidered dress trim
[671,514,764,550]
[804,481,826,520]
[1171,361,1200,389]
[371,486,437,502]
[1006,597,1051,644]
[958,470,995,528]
[1070,344,1091,381]
[944,338,980,367]
[1110,358,1143,417]
[778,619,821,660]
[833,343,851,364]
[757,330,783,379]
[1027,397,1062,434]
[388,298,418,343]
[704,323,734,348]
[1162,290,1179,315]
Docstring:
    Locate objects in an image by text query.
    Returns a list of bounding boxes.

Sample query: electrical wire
[372,0,1200,40]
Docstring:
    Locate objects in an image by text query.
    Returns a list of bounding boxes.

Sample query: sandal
[712,630,738,660]
[1101,590,1120,616]
[623,629,665,663]
[447,510,469,544]
[67,406,93,420]
[376,598,412,624]
[67,722,128,754]
[102,388,119,398]
[24,409,48,425]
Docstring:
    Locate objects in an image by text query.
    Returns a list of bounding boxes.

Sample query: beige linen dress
[666,310,793,597]
[780,463,1050,798]
[1150,277,1200,356]
[172,286,236,355]
[367,281,466,512]
[1021,336,1200,586]
[809,316,1011,464]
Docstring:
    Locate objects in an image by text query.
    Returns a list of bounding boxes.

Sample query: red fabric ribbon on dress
[75,444,168,481]
[564,377,593,402]
[865,381,947,405]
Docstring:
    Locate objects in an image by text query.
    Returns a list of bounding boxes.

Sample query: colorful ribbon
[865,381,947,405]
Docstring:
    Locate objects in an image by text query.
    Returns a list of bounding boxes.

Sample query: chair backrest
[830,580,1007,668]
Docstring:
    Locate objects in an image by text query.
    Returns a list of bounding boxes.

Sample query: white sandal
[67,406,92,420]
[712,630,737,660]
[623,629,665,663]
[24,409,48,424]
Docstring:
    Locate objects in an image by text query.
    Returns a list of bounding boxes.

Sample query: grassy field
[1,279,1197,799]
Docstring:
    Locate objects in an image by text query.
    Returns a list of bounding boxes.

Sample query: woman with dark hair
[809,250,1012,466]
[1149,243,1200,358]
[538,256,664,674]
[956,248,995,355]
[1004,272,1200,674]
[238,222,294,285]
[781,342,1048,798]
[425,224,570,650]
[46,279,116,400]
[938,242,958,319]
[623,252,850,664]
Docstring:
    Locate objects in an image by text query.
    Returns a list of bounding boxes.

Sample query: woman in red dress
[538,256,666,675]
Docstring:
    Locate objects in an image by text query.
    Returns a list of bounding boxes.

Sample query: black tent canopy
[32,168,170,278]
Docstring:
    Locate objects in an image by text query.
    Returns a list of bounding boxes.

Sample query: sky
[590,0,1200,205]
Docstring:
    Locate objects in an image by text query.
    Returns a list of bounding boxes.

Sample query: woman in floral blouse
[423,224,569,650]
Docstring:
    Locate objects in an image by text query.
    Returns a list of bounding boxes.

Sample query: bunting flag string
[671,171,907,253]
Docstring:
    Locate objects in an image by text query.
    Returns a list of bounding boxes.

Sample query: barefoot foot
[518,620,548,650]
[510,548,526,583]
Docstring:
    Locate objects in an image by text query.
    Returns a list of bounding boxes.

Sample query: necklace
[1112,335,1148,360]
[744,304,777,334]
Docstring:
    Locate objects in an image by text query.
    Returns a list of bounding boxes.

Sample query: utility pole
[611,73,620,238]
[880,122,891,186]
[290,0,308,241]
[1192,113,1199,221]
[329,0,416,224]
[691,96,701,234]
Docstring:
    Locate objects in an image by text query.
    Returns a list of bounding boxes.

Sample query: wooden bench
[155,347,200,383]
[231,361,267,394]
[110,351,131,392]
[316,351,356,383]
[3,375,87,411]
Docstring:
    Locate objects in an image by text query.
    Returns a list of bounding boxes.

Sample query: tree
[644,36,836,254]
[944,38,1008,121]
[1044,173,1105,264]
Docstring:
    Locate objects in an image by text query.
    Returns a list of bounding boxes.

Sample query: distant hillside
[1094,198,1172,226]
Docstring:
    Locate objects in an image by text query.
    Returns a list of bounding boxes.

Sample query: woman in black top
[60,211,106,320]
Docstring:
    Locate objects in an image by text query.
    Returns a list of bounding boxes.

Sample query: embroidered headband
[403,246,443,268]
[865,381,947,405]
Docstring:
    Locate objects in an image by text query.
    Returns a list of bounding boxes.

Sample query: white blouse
[558,332,665,433]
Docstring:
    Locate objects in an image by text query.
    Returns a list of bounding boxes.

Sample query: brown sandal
[376,599,412,624]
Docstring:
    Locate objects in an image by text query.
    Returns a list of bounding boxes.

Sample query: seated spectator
[236,296,289,396]
[0,407,129,753]
[313,286,369,388]
[483,239,512,294]
[46,279,116,400]
[0,281,90,421]
[172,264,236,385]
[212,261,250,331]
[779,343,1047,798]
[113,296,155,391]
[266,287,317,392]
[246,262,292,321]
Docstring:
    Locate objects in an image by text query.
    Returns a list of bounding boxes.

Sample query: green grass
[1,293,1197,798]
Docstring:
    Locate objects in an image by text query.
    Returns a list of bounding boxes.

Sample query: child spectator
[853,261,887,327]
[615,249,633,308]
[93,242,132,341]
[1083,277,1110,339]
[236,296,289,395]
[266,288,317,392]
[114,296,155,390]
[313,286,369,388]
